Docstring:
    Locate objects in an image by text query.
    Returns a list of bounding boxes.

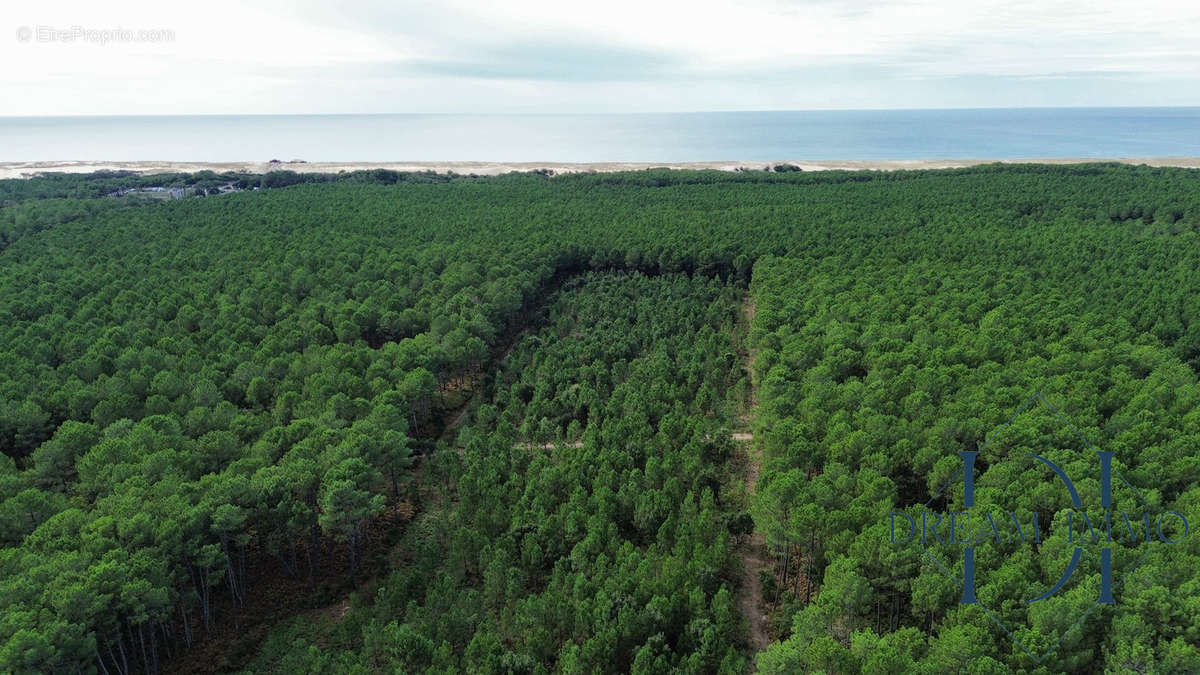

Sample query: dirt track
[735,296,772,662]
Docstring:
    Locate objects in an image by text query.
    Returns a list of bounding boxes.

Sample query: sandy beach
[3,157,1200,180]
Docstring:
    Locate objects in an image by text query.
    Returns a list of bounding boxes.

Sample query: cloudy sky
[4,0,1200,115]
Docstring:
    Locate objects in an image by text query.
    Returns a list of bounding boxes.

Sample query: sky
[4,0,1200,115]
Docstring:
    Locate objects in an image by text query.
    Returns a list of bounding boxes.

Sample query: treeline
[0,168,468,204]
[0,169,469,253]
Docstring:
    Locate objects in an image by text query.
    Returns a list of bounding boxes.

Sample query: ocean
[2,108,1200,162]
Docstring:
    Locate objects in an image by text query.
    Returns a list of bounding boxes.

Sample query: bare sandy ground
[3,157,1200,179]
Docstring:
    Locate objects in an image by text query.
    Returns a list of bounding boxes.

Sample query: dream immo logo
[888,393,1189,663]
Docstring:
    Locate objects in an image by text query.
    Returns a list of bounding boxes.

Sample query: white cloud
[2,0,1199,114]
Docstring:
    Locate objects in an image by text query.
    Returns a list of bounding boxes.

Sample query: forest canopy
[1,164,1199,673]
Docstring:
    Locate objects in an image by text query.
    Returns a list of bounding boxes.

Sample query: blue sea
[2,108,1200,162]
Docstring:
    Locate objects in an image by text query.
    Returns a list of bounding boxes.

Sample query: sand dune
[3,157,1200,179]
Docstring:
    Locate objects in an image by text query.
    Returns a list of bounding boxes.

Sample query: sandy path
[735,295,771,663]
[517,435,750,450]
[514,440,585,450]
[740,460,771,657]
[5,157,1200,179]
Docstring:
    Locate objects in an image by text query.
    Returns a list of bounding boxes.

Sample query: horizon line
[3,104,1200,119]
